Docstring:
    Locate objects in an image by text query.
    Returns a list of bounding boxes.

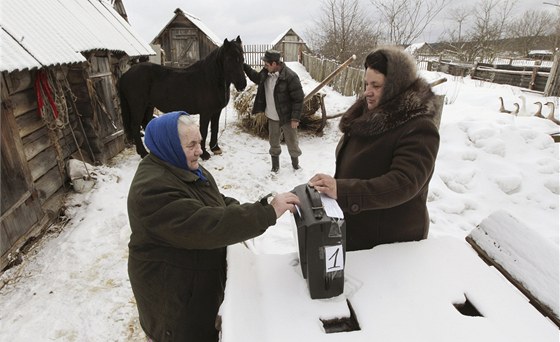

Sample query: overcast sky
[123,0,557,45]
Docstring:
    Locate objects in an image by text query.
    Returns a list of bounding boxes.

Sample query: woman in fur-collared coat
[309,46,440,251]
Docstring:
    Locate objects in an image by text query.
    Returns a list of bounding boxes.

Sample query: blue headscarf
[144,111,208,180]
[144,111,187,169]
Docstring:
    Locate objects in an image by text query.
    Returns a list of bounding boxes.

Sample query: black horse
[119,36,247,160]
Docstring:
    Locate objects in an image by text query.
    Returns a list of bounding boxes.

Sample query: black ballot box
[291,184,346,299]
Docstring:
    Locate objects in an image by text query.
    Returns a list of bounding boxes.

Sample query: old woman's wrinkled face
[364,67,385,110]
[178,123,203,171]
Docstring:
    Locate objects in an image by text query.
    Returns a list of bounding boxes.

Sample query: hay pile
[233,84,325,139]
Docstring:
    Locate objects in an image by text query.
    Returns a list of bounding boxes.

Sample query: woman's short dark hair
[364,51,388,75]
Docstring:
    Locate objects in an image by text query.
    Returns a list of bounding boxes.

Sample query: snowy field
[0,63,558,341]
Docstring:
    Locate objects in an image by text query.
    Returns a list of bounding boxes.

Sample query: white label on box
[320,194,344,219]
[325,245,344,273]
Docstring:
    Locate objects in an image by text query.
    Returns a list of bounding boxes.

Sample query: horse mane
[184,38,243,81]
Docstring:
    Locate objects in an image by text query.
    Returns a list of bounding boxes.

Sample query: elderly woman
[127,111,299,341]
[309,46,440,251]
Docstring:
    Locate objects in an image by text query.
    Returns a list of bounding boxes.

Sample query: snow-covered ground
[0,63,558,341]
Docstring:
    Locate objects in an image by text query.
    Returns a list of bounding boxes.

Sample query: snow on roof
[182,10,222,46]
[271,28,292,46]
[491,58,553,68]
[528,50,553,55]
[153,9,222,47]
[405,42,427,54]
[0,0,155,73]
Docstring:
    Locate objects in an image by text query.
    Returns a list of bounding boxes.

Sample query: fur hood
[340,46,437,137]
[340,78,436,137]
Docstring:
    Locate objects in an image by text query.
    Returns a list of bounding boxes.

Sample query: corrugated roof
[1,30,43,71]
[0,0,155,73]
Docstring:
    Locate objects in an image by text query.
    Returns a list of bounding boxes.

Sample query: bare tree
[370,0,449,45]
[465,0,516,62]
[306,0,380,65]
[440,6,472,61]
[507,10,555,56]
[445,6,471,43]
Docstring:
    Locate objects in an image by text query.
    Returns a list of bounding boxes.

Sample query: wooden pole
[544,50,559,97]
[303,55,356,103]
[429,77,447,87]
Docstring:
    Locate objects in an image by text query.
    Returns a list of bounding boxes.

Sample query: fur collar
[339,78,436,137]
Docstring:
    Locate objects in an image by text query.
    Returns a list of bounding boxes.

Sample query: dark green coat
[244,63,304,126]
[127,154,276,341]
[335,77,440,251]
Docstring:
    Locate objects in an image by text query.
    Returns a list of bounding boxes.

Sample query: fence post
[471,62,479,79]
[529,60,541,90]
[544,51,559,97]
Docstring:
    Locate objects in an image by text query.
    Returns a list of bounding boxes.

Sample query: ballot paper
[320,193,344,219]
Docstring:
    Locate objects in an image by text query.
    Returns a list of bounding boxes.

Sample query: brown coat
[335,73,440,251]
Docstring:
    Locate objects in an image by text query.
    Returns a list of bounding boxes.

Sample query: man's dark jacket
[244,63,304,126]
[127,154,276,341]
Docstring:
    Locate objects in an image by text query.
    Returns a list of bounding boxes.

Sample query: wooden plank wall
[1,53,130,271]
[0,68,72,270]
[87,54,125,163]
[6,69,75,209]
[67,53,125,165]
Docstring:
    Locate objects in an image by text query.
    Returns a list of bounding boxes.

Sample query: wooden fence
[301,51,560,97]
[544,52,560,97]
[302,52,364,97]
[243,44,272,69]
[427,60,552,93]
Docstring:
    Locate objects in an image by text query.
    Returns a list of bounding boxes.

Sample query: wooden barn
[151,8,222,68]
[405,42,437,56]
[271,28,309,62]
[0,0,154,271]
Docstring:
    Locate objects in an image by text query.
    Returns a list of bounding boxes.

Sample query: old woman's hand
[270,192,300,218]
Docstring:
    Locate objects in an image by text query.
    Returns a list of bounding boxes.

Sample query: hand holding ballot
[270,192,300,218]
[308,173,337,199]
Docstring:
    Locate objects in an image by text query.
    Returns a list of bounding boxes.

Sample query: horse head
[221,36,247,91]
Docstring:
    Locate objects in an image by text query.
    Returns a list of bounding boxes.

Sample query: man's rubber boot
[271,156,280,173]
[291,157,300,170]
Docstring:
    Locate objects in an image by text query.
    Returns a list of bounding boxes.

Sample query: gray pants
[268,120,302,158]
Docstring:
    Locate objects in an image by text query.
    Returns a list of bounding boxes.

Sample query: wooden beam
[466,236,560,328]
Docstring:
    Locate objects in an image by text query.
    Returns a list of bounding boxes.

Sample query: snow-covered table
[221,237,558,342]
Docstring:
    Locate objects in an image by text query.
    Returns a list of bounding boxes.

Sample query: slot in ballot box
[291,184,346,299]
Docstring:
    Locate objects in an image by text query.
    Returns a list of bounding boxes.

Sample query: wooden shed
[151,8,222,68]
[405,42,436,56]
[271,28,309,62]
[0,0,154,271]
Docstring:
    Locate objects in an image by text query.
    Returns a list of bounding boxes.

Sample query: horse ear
[236,35,242,44]
[223,38,229,46]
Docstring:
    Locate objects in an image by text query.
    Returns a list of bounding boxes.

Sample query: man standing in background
[244,50,304,172]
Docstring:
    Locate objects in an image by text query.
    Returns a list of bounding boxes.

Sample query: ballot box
[291,184,346,299]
